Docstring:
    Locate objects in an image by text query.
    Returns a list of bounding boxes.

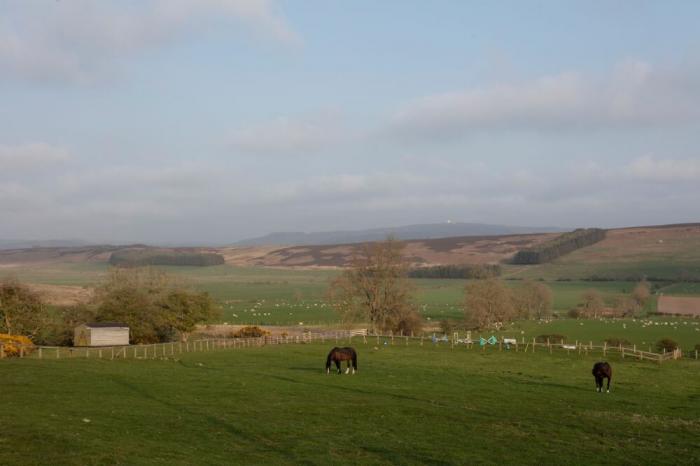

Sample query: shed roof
[82,322,129,328]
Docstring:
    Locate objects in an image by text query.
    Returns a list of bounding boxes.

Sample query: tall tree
[580,289,605,318]
[513,280,553,320]
[464,279,515,330]
[631,279,651,313]
[0,278,46,338]
[327,238,421,334]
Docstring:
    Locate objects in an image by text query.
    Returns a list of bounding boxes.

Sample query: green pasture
[6,263,700,326]
[505,258,700,282]
[492,317,700,351]
[2,341,699,465]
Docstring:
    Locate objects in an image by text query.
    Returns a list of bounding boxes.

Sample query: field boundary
[0,331,694,363]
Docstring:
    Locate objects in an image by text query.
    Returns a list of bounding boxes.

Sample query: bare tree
[327,237,421,334]
[464,279,515,330]
[580,289,605,318]
[631,279,651,314]
[513,280,553,320]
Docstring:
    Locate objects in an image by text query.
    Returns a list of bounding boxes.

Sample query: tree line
[0,268,219,346]
[326,238,555,334]
[512,228,606,264]
[408,264,501,279]
[327,238,657,334]
[109,250,225,267]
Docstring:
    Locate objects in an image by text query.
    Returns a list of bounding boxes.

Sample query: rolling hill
[1,223,699,282]
[233,222,565,246]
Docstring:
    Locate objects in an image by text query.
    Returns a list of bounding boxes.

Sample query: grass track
[2,342,699,465]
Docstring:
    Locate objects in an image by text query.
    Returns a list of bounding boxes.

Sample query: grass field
[2,341,699,465]
[5,263,681,326]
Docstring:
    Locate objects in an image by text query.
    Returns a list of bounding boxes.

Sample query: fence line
[0,331,693,363]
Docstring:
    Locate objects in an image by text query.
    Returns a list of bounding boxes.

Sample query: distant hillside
[3,224,700,282]
[220,232,560,267]
[234,222,566,246]
[0,239,93,250]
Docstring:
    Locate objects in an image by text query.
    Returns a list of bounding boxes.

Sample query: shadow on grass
[107,376,297,462]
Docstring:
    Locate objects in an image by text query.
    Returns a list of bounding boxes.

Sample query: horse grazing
[326,347,357,375]
[592,362,612,393]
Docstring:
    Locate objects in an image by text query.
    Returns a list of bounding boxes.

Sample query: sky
[1,0,700,244]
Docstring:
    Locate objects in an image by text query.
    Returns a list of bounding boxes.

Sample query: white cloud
[628,155,700,182]
[389,60,700,139]
[0,143,71,171]
[0,0,299,84]
[229,113,349,155]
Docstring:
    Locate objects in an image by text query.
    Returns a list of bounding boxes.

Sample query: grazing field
[494,317,700,351]
[3,262,673,325]
[2,342,699,465]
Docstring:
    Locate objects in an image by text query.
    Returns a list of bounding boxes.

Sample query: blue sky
[1,0,699,244]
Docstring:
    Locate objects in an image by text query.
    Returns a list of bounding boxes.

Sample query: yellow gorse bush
[0,333,35,357]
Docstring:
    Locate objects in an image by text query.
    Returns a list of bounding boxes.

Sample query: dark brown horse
[326,347,357,374]
[592,362,612,393]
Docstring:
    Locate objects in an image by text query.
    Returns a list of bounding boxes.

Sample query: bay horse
[592,362,612,393]
[326,347,357,374]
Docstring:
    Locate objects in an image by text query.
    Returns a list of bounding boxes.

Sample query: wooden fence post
[38,347,43,359]
[56,347,60,359]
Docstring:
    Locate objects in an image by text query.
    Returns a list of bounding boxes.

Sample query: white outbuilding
[74,323,130,347]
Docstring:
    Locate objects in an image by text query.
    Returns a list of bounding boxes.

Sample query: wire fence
[0,331,694,363]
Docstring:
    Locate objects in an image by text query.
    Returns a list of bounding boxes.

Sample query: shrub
[232,326,269,338]
[0,334,35,357]
[694,343,700,352]
[567,308,581,318]
[439,319,457,335]
[393,310,423,336]
[535,334,566,343]
[656,338,679,352]
[604,337,632,347]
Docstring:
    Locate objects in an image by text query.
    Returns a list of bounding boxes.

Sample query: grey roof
[83,322,129,328]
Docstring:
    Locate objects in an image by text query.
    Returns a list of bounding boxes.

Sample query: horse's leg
[335,360,341,374]
[606,376,611,393]
[595,376,602,392]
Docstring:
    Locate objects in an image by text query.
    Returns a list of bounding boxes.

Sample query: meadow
[6,262,700,351]
[2,341,699,465]
[4,263,674,324]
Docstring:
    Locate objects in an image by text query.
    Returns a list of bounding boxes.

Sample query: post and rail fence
[0,330,693,363]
